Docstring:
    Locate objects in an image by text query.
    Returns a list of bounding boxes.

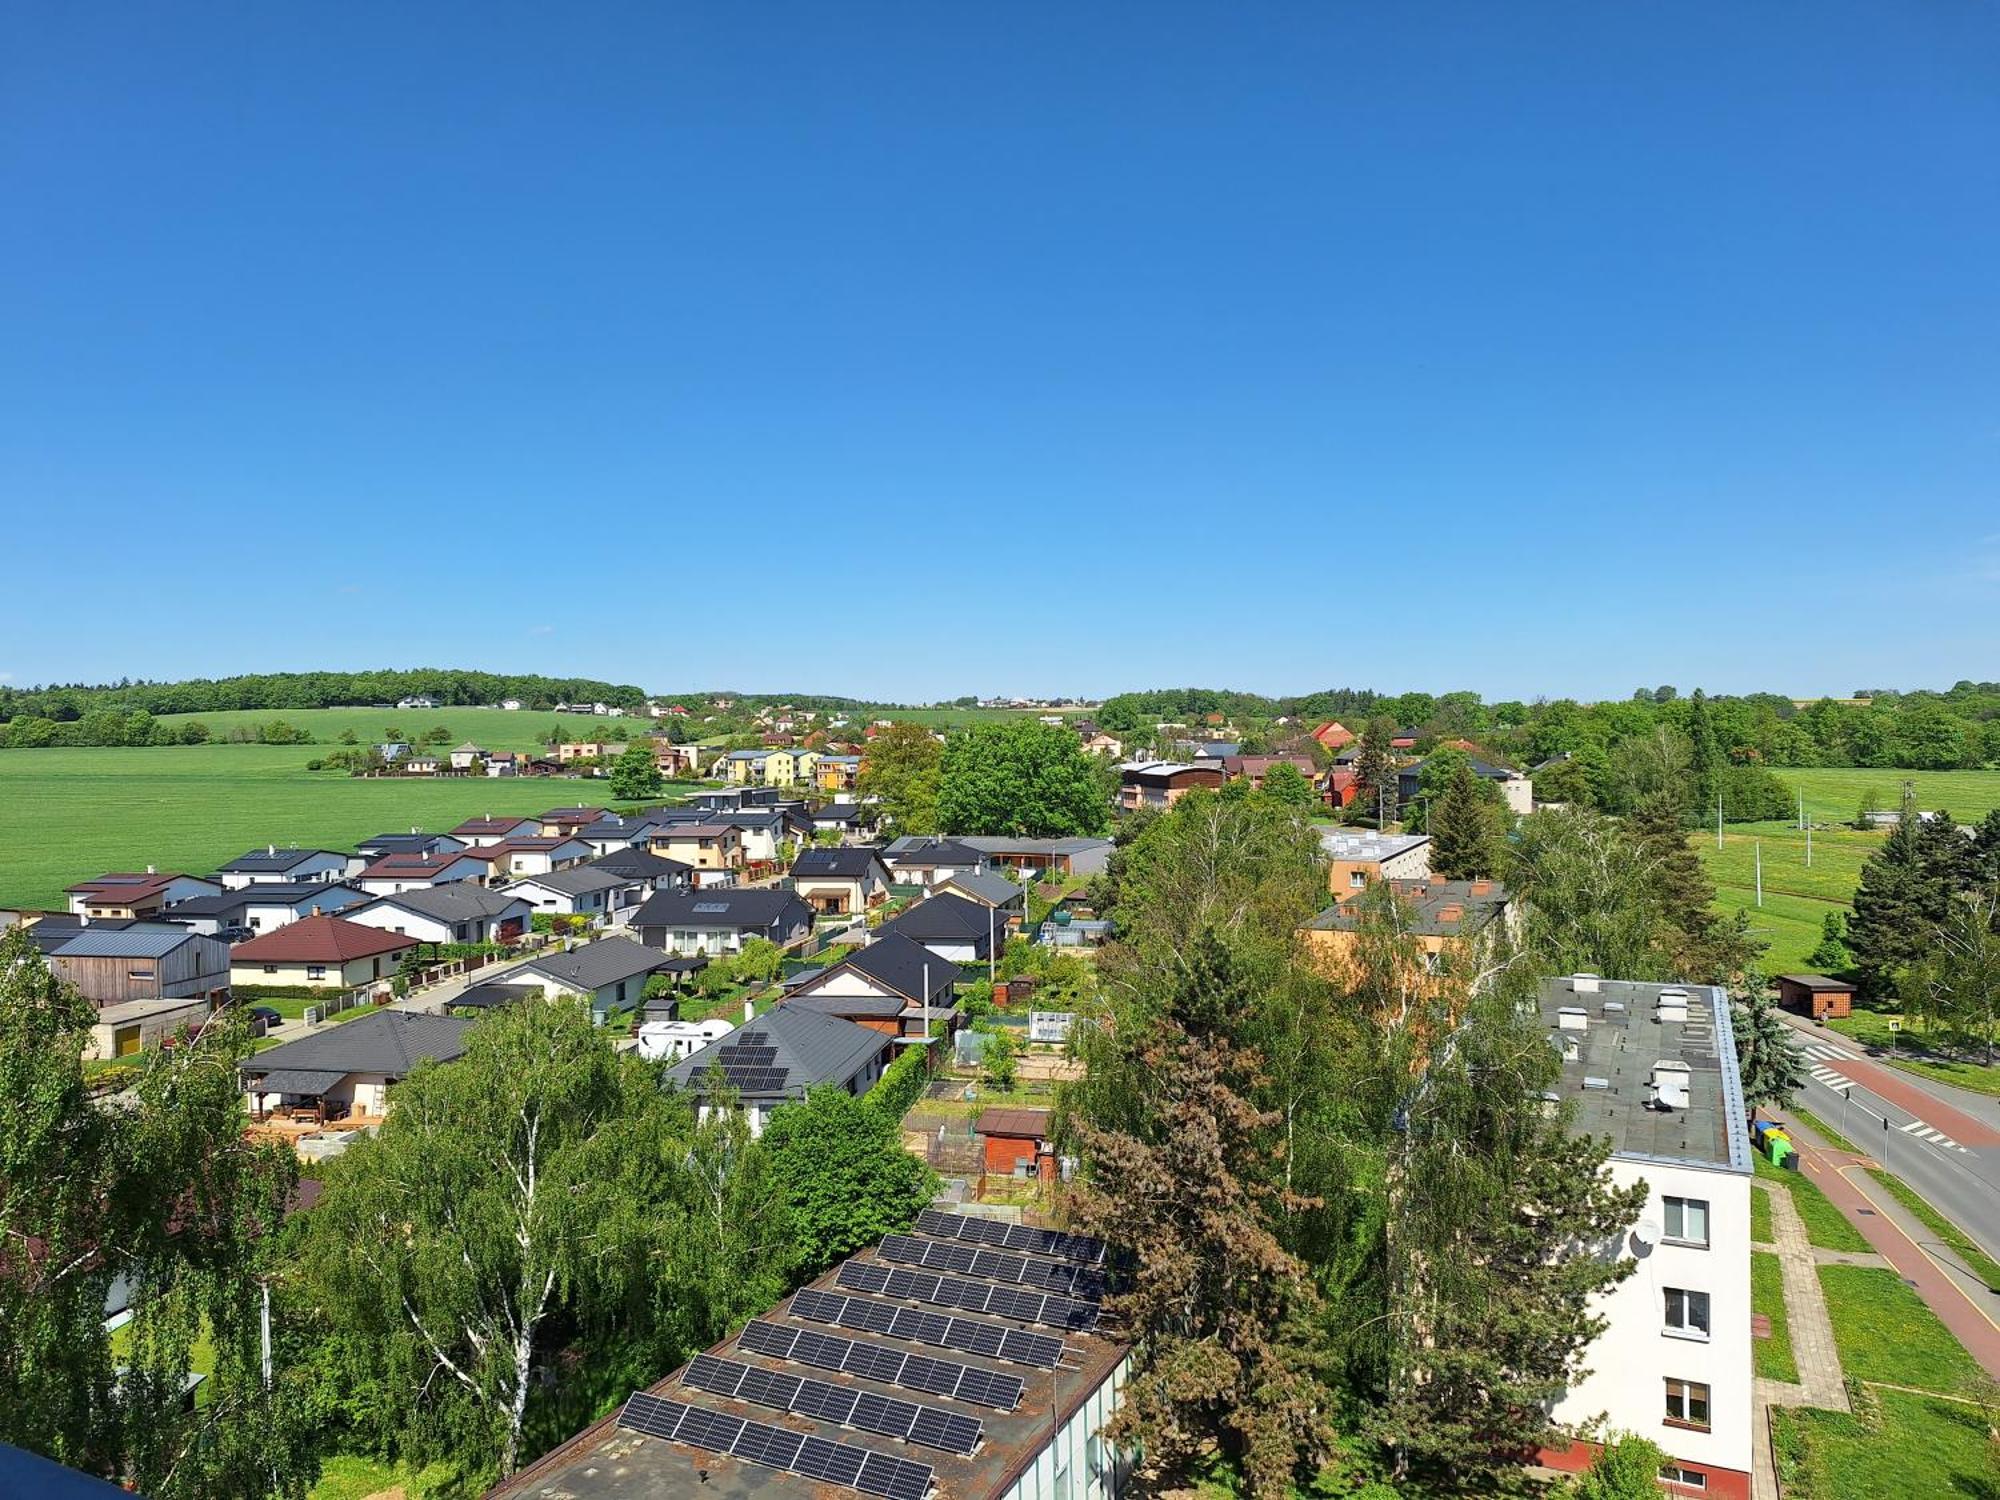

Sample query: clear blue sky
[3,4,1996,702]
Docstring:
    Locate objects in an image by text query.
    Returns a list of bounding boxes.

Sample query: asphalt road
[1777,1014,2000,1263]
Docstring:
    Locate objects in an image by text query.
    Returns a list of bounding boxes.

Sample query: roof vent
[1571,974,1601,994]
[1602,1000,1626,1014]
[1655,989,1690,1023]
[1581,1075,1611,1091]
[1557,1006,1589,1032]
[146,864,156,875]
[267,844,276,856]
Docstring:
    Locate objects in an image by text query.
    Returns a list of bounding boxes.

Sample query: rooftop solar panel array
[738,1318,1025,1410]
[838,1258,1100,1332]
[791,1287,1065,1369]
[682,1353,983,1456]
[879,1234,1106,1301]
[915,1208,1108,1266]
[618,1392,934,1500]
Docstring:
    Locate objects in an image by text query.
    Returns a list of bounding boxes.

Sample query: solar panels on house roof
[618,1392,935,1500]
[836,1259,1100,1332]
[738,1318,1025,1410]
[914,1207,1108,1266]
[681,1352,983,1456]
[789,1288,1065,1370]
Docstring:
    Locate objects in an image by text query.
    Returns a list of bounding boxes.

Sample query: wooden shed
[1775,973,1855,1020]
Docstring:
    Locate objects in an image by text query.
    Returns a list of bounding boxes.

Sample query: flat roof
[491,1209,1127,1500]
[1540,976,1751,1174]
[1776,974,1855,992]
[1318,829,1429,861]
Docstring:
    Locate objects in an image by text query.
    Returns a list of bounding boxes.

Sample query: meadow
[154,705,619,752]
[0,745,660,910]
[1698,767,2000,974]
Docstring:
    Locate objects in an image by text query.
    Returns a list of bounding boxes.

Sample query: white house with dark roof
[663,1004,893,1136]
[505,865,636,920]
[241,1010,473,1125]
[629,889,814,957]
[216,846,354,890]
[237,881,366,933]
[515,936,675,1023]
[345,884,535,946]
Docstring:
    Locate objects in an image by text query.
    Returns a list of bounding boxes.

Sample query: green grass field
[1773,1389,1998,1500]
[152,704,637,752]
[1751,1249,1798,1383]
[0,745,664,909]
[1817,1263,1987,1395]
[1755,1154,1872,1252]
[1697,767,2000,974]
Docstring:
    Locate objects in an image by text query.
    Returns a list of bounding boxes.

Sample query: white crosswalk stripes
[1896,1119,1966,1151]
[1801,1042,1860,1062]
[1809,1067,1848,1087]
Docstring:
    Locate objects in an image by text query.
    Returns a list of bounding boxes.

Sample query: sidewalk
[1772,1107,2000,1382]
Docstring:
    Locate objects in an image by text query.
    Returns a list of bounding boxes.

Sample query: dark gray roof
[51,925,206,959]
[882,837,986,869]
[253,1067,349,1095]
[357,833,461,857]
[239,882,365,910]
[879,894,996,951]
[801,931,957,1005]
[355,883,531,923]
[522,937,671,993]
[789,848,889,881]
[589,849,693,881]
[811,803,867,822]
[664,1005,887,1099]
[218,848,342,873]
[448,982,541,1011]
[936,871,1025,907]
[513,865,629,897]
[164,892,253,919]
[241,1012,473,1081]
[630,888,811,933]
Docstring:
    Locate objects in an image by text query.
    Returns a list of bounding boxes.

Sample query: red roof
[358,852,471,879]
[232,914,417,964]
[64,871,184,899]
[1311,721,1355,749]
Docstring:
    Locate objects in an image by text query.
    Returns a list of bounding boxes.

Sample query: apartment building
[1539,975,1753,1499]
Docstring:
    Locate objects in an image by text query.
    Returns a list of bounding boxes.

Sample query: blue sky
[3,4,1996,702]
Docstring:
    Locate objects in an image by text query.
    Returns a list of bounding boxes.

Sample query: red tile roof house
[1310,720,1356,751]
[228,914,418,991]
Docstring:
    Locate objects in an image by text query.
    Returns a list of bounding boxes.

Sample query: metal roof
[51,926,203,958]
[241,1012,473,1081]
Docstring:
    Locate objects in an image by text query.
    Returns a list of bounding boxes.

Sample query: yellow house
[717,748,819,787]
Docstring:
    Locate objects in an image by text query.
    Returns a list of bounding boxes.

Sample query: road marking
[1895,1119,1966,1151]
[1811,1067,1849,1086]
[1802,1043,1860,1061]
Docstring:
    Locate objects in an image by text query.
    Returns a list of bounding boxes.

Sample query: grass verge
[1756,1153,1871,1252]
[1864,1172,2000,1294]
[1817,1264,1986,1396]
[1790,1105,1860,1155]
[1772,1387,1998,1500]
[1751,1250,1797,1383]
[1751,1182,1773,1244]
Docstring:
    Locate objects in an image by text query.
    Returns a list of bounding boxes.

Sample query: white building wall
[1550,1157,1753,1484]
[345,906,458,945]
[997,1358,1131,1500]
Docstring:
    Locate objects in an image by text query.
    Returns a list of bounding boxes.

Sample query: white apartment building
[1540,975,1754,1500]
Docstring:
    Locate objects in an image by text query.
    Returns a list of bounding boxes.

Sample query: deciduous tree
[608,740,663,799]
[936,720,1110,837]
[855,722,942,834]
[760,1086,934,1277]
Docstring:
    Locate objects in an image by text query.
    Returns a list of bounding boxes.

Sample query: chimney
[146,864,156,875]
[1470,879,1493,897]
[267,844,276,856]
[1438,903,1464,924]
[743,996,756,1025]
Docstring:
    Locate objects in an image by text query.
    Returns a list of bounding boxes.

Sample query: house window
[1664,1196,1709,1247]
[1660,1466,1706,1491]
[1349,870,1367,888]
[126,969,152,982]
[307,965,327,981]
[263,964,278,975]
[1664,1378,1711,1431]
[1663,1287,1710,1340]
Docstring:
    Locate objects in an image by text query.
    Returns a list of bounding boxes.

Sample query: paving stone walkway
[1811,1247,1889,1268]
[1757,1177,1850,1413]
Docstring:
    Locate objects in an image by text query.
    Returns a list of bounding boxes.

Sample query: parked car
[245,1005,283,1036]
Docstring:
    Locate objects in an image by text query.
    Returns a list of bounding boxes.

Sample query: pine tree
[1685,688,1722,824]
[1628,792,1761,983]
[1429,758,1503,878]
[1353,715,1402,827]
[1848,799,1966,998]
[1806,911,1852,973]
[1732,985,1807,1117]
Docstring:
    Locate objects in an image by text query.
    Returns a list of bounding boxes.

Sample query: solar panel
[619,1391,934,1499]
[842,1261,1100,1332]
[738,1320,799,1360]
[881,1234,1106,1301]
[677,1355,981,1455]
[915,1207,1109,1266]
[776,1296,1040,1392]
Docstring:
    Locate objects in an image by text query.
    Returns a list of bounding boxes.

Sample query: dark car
[245,1005,284,1037]
[217,924,254,943]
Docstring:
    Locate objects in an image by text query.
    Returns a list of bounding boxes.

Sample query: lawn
[1775,767,2000,827]
[1816,1263,1987,1396]
[1751,1183,1773,1244]
[154,704,625,753]
[1866,1172,2000,1294]
[308,1453,455,1500]
[1772,1388,1999,1500]
[1755,1154,1871,1252]
[0,745,668,909]
[1751,1250,1797,1383]
[1827,1011,2000,1098]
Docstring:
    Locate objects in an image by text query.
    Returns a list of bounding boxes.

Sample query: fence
[301,934,556,1025]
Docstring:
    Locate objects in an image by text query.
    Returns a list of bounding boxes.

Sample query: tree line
[0,670,651,726]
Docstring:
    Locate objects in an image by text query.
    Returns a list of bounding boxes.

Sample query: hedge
[867,1028,936,1125]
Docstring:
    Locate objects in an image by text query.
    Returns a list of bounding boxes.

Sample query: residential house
[1189,740,1241,763]
[447,814,543,848]
[484,1206,1127,1500]
[555,741,623,765]
[1536,977,1753,1499]
[630,889,813,957]
[1310,720,1356,751]
[716,747,819,788]
[376,740,411,763]
[661,1004,893,1136]
[355,831,469,861]
[877,892,1005,965]
[1398,754,1534,817]
[935,869,1028,919]
[1320,829,1432,897]
[514,937,673,1024]
[785,931,959,1040]
[500,697,524,711]
[1117,760,1224,811]
[574,813,664,856]
[49,923,231,1008]
[809,802,870,840]
[1321,766,1361,809]
[228,914,418,990]
[1299,876,1515,978]
[352,851,491,897]
[588,848,695,898]
[718,808,801,868]
[688,787,783,812]
[787,847,893,916]
[396,694,441,710]
[157,891,254,937]
[653,740,705,777]
[538,805,608,837]
[402,754,442,776]
[505,865,635,920]
[448,741,487,771]
[215,846,353,889]
[1220,752,1320,789]
[65,870,221,919]
[471,836,594,882]
[484,751,520,777]
[881,836,990,889]
[956,836,1113,878]
[345,884,535,946]
[653,822,745,872]
[814,753,862,792]
[235,881,366,933]
[240,1011,472,1123]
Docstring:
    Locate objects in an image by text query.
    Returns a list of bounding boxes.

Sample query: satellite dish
[1633,1219,1662,1251]
[1656,1079,1689,1111]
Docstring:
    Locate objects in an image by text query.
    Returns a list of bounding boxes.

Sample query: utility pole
[1716,790,1724,851]
[1755,840,1763,907]
[1805,819,1812,868]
